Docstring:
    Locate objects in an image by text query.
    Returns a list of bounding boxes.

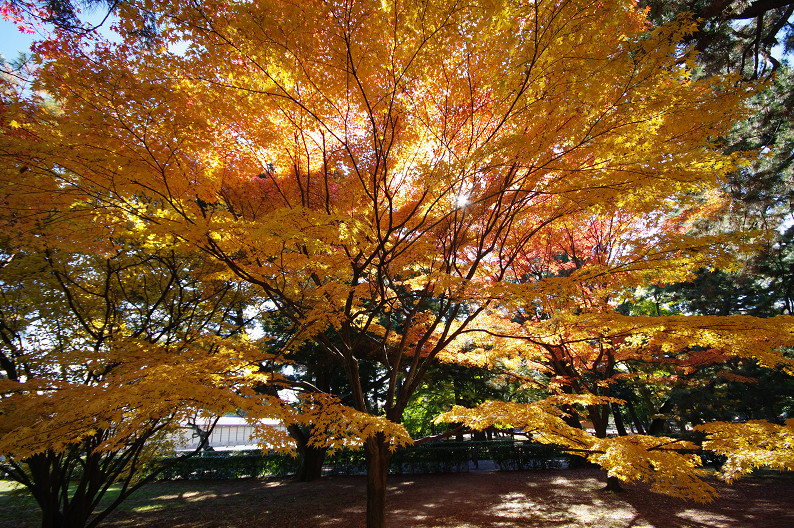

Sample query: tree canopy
[2,1,794,527]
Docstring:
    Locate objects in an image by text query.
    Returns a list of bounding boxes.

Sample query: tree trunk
[289,424,327,482]
[454,425,464,442]
[364,434,392,528]
[604,475,624,492]
[588,405,609,438]
[39,505,64,528]
[561,404,582,429]
[453,381,465,441]
[591,407,624,493]
[625,399,645,434]
[611,403,628,436]
[648,399,674,435]
[26,454,75,528]
[39,501,90,528]
[296,445,328,482]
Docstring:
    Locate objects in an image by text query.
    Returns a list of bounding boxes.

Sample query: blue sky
[1,8,121,61]
[0,17,39,60]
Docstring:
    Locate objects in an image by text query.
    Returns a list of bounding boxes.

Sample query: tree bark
[561,404,582,429]
[604,475,624,492]
[648,399,674,435]
[38,493,90,528]
[364,434,392,528]
[588,405,609,438]
[611,403,628,436]
[625,399,647,434]
[39,505,63,528]
[289,424,328,482]
[295,444,327,482]
[591,407,624,493]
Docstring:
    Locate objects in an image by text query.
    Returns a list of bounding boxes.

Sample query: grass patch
[0,478,197,528]
[0,480,39,528]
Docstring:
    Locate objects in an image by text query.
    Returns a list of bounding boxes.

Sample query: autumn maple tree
[0,64,290,528]
[0,228,291,528]
[3,0,794,527]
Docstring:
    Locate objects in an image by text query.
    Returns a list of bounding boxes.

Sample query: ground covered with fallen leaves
[3,467,793,528]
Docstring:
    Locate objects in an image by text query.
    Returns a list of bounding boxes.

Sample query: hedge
[152,440,573,480]
[324,441,473,476]
[486,441,571,471]
[154,451,300,480]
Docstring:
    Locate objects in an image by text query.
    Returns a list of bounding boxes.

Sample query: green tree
[641,0,794,79]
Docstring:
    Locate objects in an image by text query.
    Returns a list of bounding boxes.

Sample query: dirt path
[94,468,794,528]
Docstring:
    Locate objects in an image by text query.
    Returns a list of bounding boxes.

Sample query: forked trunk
[39,505,65,528]
[39,502,89,528]
[364,434,392,528]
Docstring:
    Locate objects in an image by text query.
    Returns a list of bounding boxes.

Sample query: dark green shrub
[487,441,569,470]
[389,442,471,474]
[324,448,367,476]
[151,439,575,479]
[155,452,299,480]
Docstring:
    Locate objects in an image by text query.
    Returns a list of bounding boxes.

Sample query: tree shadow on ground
[8,468,789,528]
[618,472,794,528]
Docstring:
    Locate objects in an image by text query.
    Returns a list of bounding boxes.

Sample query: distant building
[174,416,287,451]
